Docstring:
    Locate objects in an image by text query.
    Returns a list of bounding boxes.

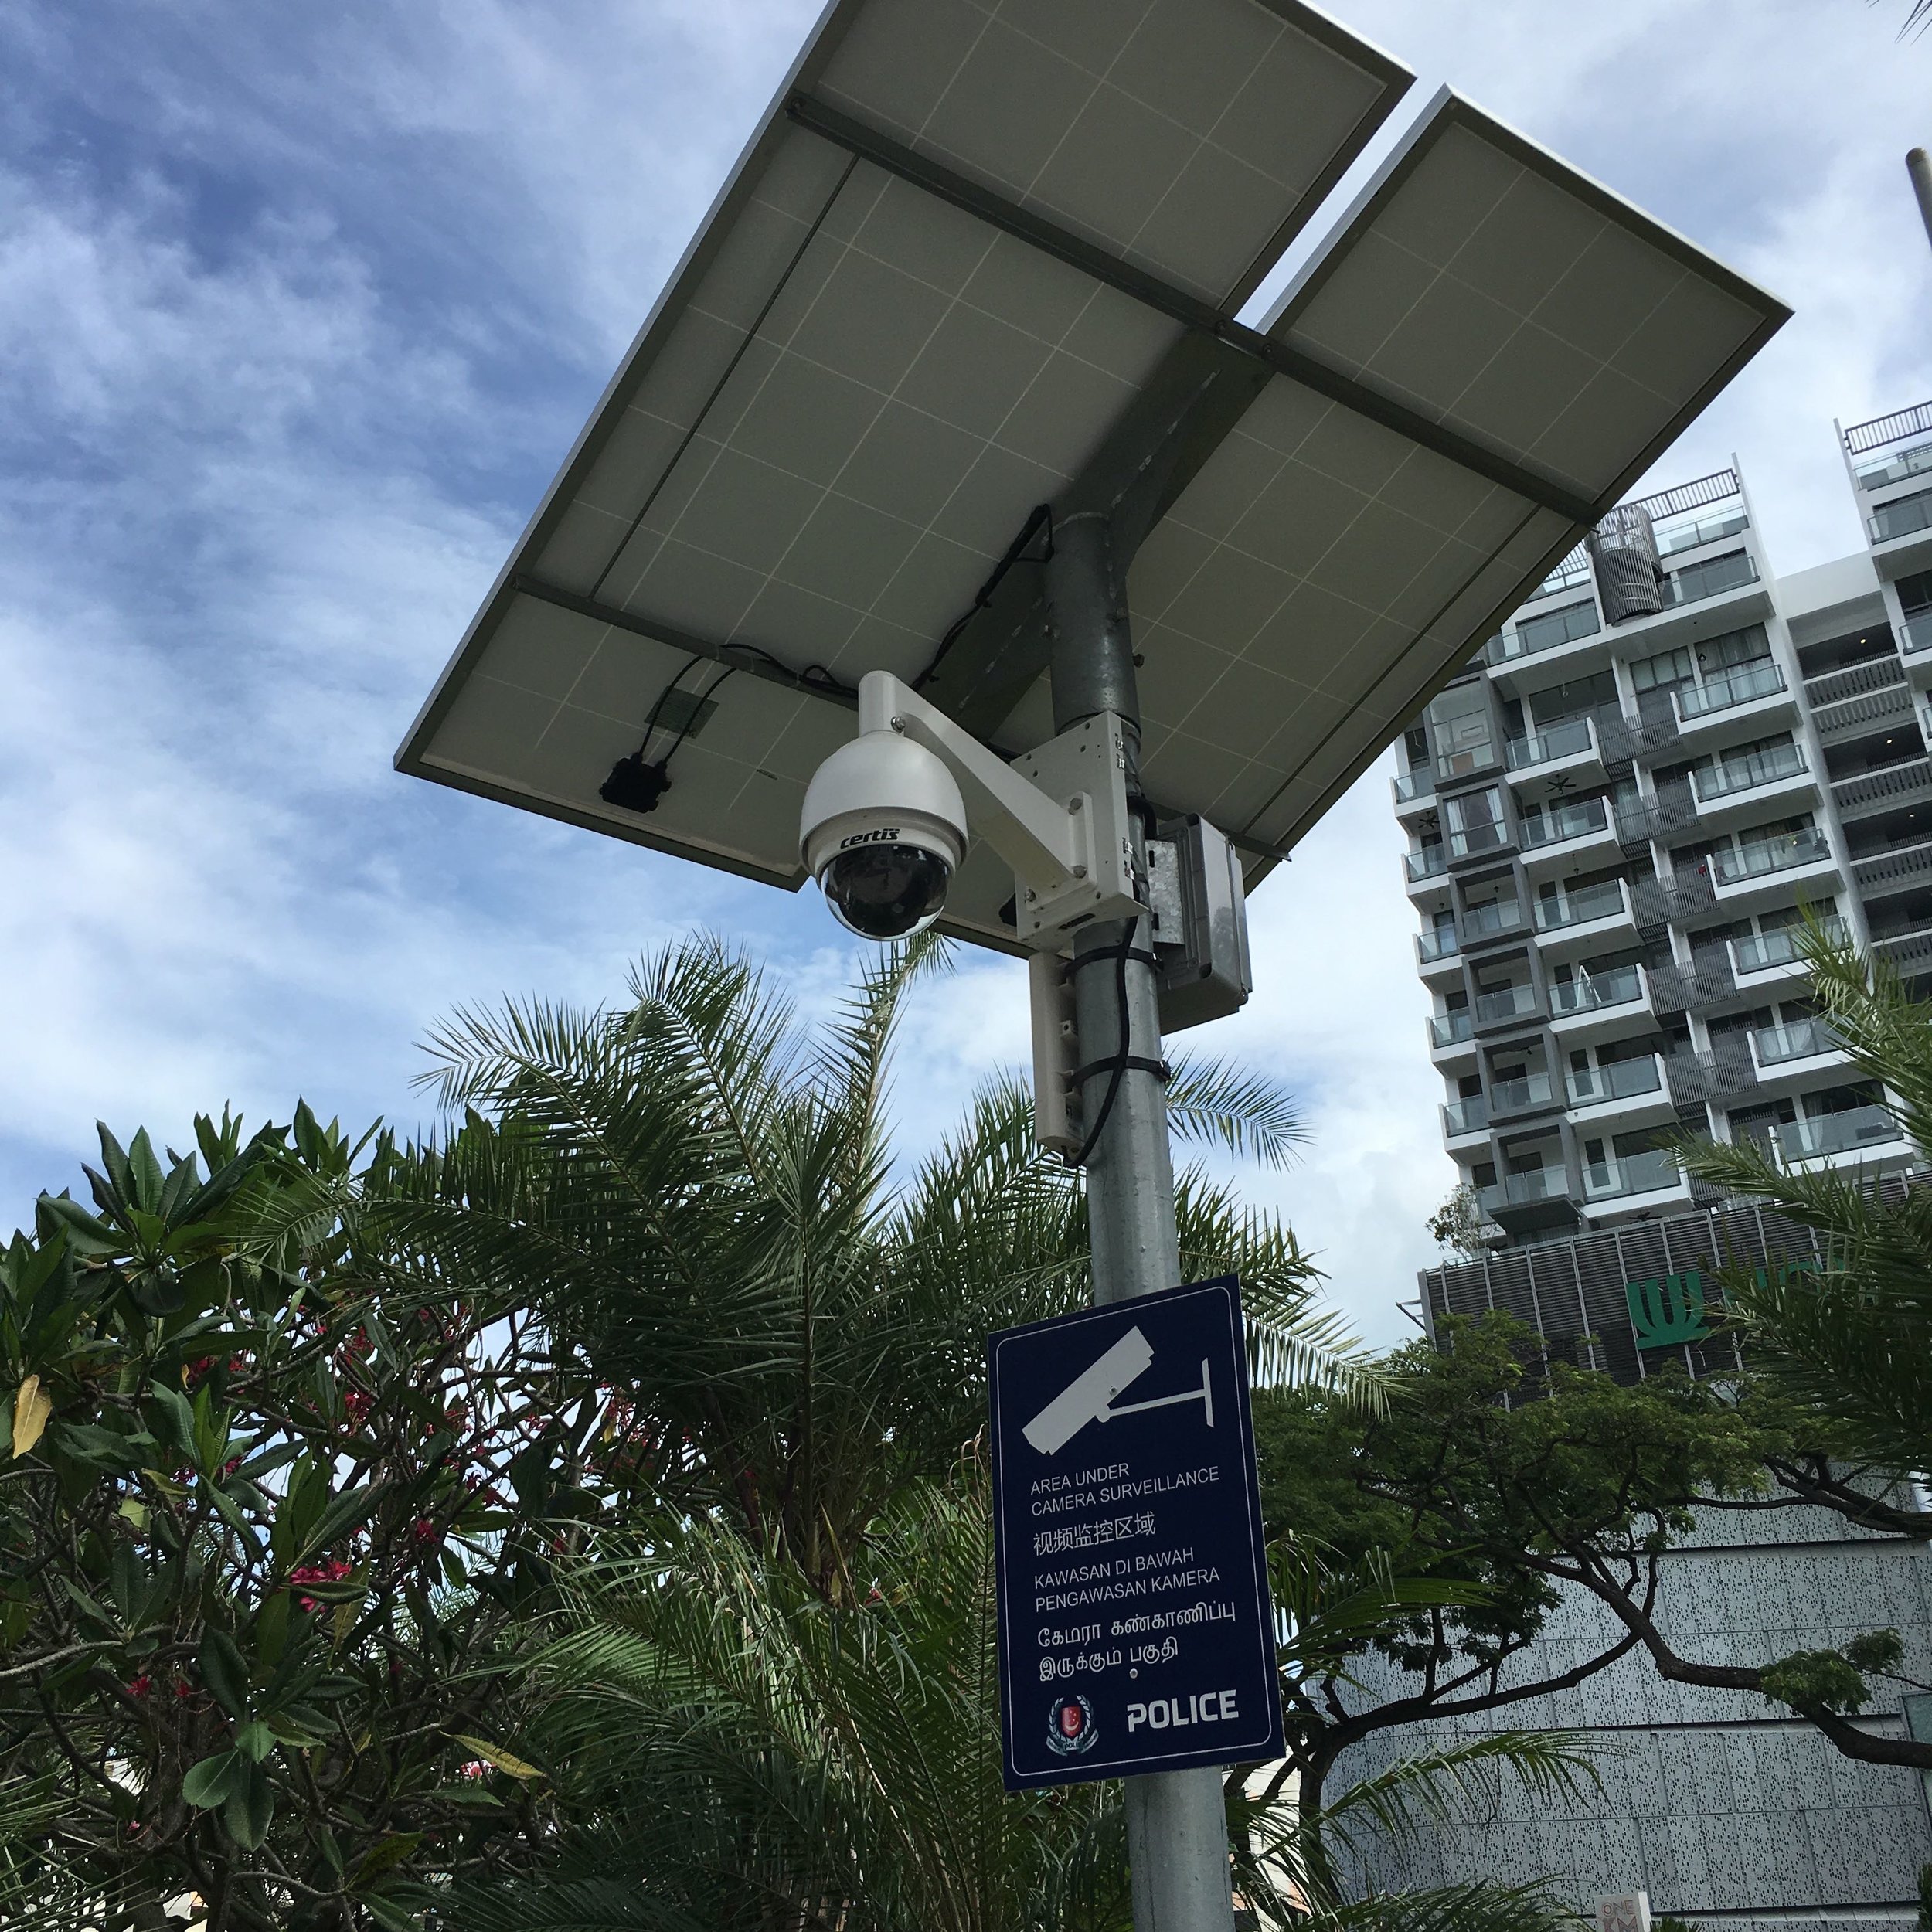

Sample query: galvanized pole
[1046,508,1238,1932]
[1910,148,1932,252]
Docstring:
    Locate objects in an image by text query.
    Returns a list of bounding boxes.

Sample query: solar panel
[399,5,1786,953]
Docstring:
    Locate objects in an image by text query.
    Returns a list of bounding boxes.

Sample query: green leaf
[451,1734,542,1781]
[199,1629,250,1719]
[350,1833,423,1885]
[223,1757,274,1850]
[182,1750,243,1810]
[360,1896,418,1932]
[297,1481,383,1563]
[145,1381,196,1461]
[234,1720,274,1763]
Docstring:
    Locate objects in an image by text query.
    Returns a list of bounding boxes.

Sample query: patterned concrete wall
[1332,1505,1932,1929]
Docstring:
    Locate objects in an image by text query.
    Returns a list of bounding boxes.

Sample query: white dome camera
[799,727,967,940]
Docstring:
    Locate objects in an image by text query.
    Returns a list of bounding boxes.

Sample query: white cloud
[1,0,1929,1338]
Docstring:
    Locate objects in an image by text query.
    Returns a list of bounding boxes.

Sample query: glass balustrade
[1675,658,1784,719]
[1869,488,1932,543]
[1489,1069,1555,1112]
[1566,1056,1663,1105]
[1731,919,1847,973]
[1462,899,1526,939]
[1549,964,1644,1015]
[1711,827,1832,885]
[1488,600,1601,662]
[1902,617,1932,658]
[1394,767,1434,802]
[1753,1016,1839,1065]
[1417,927,1460,964]
[1662,550,1759,607]
[1655,507,1750,555]
[1474,983,1539,1026]
[1436,744,1498,781]
[1442,1096,1488,1135]
[1520,798,1609,849]
[1855,439,1932,491]
[1448,821,1512,859]
[1479,1168,1567,1213]
[1534,880,1626,931]
[1774,1104,1901,1161]
[1430,1011,1474,1048]
[1505,718,1593,770]
[1582,1147,1681,1199]
[1692,740,1807,802]
[1406,846,1448,882]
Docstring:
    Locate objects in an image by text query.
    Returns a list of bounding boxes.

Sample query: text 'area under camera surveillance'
[799,726,967,940]
[1022,1326,1214,1457]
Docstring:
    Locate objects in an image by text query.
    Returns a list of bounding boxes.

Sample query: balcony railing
[1448,821,1512,861]
[1463,898,1527,940]
[1436,743,1498,781]
[1488,600,1602,663]
[1505,717,1594,770]
[1856,438,1932,492]
[1566,1056,1665,1106]
[1731,918,1848,975]
[1844,400,1932,457]
[1870,488,1932,544]
[1655,507,1749,556]
[1406,846,1448,883]
[1521,797,1610,850]
[1674,658,1784,721]
[1533,548,1591,597]
[1583,1147,1681,1200]
[1692,740,1808,803]
[1902,617,1932,658]
[1711,827,1832,886]
[1774,1104,1903,1162]
[1534,879,1627,932]
[1394,767,1434,803]
[1417,927,1460,964]
[1430,1011,1474,1048]
[1442,1096,1488,1136]
[1474,983,1539,1027]
[1753,1016,1841,1066]
[1480,1168,1567,1213]
[1490,1069,1556,1112]
[1549,962,1645,1015]
[1661,549,1759,608]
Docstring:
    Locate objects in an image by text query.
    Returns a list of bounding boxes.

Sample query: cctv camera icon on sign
[1022,1326,1214,1457]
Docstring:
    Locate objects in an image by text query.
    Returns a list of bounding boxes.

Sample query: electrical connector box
[1009,712,1142,947]
[1147,815,1252,1032]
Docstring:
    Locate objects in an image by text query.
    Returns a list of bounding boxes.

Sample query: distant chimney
[1910,148,1932,251]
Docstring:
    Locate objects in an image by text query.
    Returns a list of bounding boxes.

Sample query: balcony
[1417,925,1460,966]
[1655,506,1750,556]
[1405,846,1448,889]
[1436,743,1501,784]
[1489,1069,1557,1116]
[1869,488,1932,545]
[1709,827,1838,906]
[1689,741,1814,829]
[1430,1010,1475,1051]
[1462,898,1528,944]
[1672,658,1794,747]
[1533,879,1633,949]
[1581,1146,1685,1206]
[1485,597,1603,669]
[1520,797,1608,849]
[1473,981,1541,1030]
[1479,1168,1569,1214]
[1448,820,1515,864]
[1901,617,1932,658]
[1549,962,1648,1032]
[1442,1095,1488,1139]
[1730,917,1849,985]
[1750,1016,1850,1088]
[1774,1104,1910,1167]
[1566,1055,1664,1106]
[1662,549,1760,608]
[1393,767,1435,814]
[1830,757,1932,821]
[1505,716,1605,789]
[1852,836,1932,903]
[1855,437,1932,492]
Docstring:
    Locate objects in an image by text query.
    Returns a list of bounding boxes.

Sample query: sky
[0,0,1928,1349]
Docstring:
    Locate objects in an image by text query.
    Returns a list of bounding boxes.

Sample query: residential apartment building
[1396,396,1932,1243]
[1355,400,1932,1932]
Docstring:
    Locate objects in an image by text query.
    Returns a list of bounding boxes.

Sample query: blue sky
[2,0,1928,1345]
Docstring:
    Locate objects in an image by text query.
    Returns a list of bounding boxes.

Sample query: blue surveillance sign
[987,1276,1284,1789]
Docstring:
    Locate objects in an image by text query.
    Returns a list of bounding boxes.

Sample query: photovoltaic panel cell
[399,0,1786,955]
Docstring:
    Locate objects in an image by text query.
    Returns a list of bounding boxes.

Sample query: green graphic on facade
[1624,1271,1710,1349]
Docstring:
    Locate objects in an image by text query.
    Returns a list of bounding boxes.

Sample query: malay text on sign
[987,1276,1284,1789]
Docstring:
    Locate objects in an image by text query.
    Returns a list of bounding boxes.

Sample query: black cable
[633,655,705,757]
[914,503,1055,690]
[655,665,736,768]
[1066,942,1131,1169]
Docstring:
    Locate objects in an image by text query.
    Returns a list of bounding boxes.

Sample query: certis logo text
[1127,1689,1238,1734]
[838,826,903,849]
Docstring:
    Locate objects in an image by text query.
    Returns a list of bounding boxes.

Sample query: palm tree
[1679,920,1932,1477]
[383,933,1343,1596]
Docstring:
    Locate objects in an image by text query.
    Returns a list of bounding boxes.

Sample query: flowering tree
[0,1107,606,1930]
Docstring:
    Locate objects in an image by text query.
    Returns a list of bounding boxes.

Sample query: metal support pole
[1046,509,1236,1932]
[1910,148,1932,253]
